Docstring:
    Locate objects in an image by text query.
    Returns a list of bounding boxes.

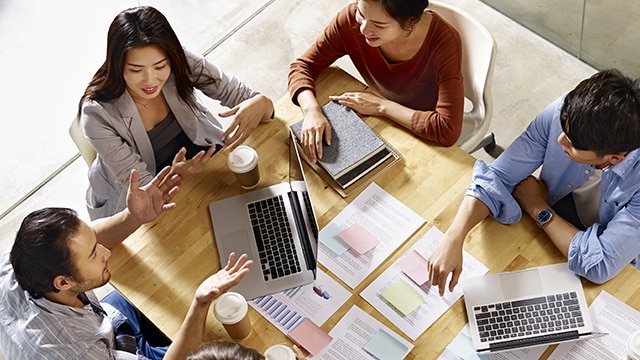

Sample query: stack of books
[290,101,400,197]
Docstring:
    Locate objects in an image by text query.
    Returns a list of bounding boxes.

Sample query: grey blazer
[81,49,260,220]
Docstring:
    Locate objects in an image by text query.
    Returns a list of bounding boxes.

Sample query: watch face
[538,209,552,224]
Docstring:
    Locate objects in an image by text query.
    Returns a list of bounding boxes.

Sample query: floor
[0,0,596,357]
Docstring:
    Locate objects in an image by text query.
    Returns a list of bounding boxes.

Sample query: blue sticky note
[363,329,408,360]
[319,223,349,255]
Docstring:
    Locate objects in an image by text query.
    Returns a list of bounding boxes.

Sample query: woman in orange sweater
[288,0,464,162]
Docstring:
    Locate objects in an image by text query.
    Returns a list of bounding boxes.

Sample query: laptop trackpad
[500,268,543,299]
[219,230,255,259]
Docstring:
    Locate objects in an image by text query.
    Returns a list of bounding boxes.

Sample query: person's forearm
[523,206,577,257]
[91,209,141,249]
[378,99,413,130]
[297,90,322,116]
[447,196,492,243]
[253,94,275,121]
[163,299,210,360]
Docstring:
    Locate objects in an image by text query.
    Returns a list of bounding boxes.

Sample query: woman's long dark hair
[78,6,209,116]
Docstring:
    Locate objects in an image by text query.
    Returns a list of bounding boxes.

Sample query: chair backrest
[69,116,96,166]
[430,1,497,152]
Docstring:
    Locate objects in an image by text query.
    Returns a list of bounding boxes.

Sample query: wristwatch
[535,208,555,228]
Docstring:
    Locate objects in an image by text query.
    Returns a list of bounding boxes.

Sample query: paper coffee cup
[628,330,640,360]
[227,145,260,189]
[264,344,296,360]
[213,292,252,341]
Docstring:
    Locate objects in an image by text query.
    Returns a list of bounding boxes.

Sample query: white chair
[69,116,96,166]
[430,1,497,153]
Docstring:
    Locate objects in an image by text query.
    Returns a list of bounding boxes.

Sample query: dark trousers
[101,290,171,360]
[552,192,586,231]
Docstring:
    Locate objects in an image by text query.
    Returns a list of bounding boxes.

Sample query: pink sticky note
[338,223,380,255]
[395,250,430,285]
[287,318,332,355]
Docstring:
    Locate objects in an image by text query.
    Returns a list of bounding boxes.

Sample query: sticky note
[363,329,409,360]
[319,223,350,255]
[287,318,333,355]
[338,223,380,255]
[380,279,423,316]
[395,250,429,286]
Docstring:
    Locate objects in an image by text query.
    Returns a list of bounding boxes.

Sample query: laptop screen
[287,129,319,272]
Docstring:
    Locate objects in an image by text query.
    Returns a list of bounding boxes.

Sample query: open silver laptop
[462,263,597,353]
[209,130,319,300]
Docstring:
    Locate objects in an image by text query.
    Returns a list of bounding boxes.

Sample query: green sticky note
[319,223,349,255]
[380,279,423,316]
[363,329,408,360]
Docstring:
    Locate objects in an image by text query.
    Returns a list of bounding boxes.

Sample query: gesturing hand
[221,94,273,151]
[171,145,217,182]
[126,166,181,225]
[195,253,253,305]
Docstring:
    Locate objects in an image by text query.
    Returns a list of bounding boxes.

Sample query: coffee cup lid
[213,292,248,324]
[228,146,258,173]
[629,330,640,359]
[264,344,296,360]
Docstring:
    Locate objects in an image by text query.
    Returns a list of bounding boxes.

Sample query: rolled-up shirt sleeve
[568,188,640,283]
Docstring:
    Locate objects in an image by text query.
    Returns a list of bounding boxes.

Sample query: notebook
[290,101,399,191]
[462,263,598,353]
[208,130,319,300]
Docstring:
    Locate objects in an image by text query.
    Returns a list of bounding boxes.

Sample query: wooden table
[109,67,640,358]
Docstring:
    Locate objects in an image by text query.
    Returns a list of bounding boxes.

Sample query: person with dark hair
[426,69,640,296]
[79,6,274,220]
[288,0,463,163]
[0,166,254,360]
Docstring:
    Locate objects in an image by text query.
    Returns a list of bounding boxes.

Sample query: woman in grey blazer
[78,6,274,220]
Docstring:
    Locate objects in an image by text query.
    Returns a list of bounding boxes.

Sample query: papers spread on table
[309,305,414,360]
[549,290,640,359]
[249,269,351,334]
[318,182,425,288]
[438,324,546,360]
[360,226,489,340]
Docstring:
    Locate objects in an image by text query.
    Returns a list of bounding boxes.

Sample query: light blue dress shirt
[467,94,640,283]
[0,252,118,359]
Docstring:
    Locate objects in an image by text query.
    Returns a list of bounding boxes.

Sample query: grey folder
[290,101,393,189]
[208,130,319,300]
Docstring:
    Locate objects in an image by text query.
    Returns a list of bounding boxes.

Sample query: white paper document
[249,269,352,333]
[439,324,547,360]
[360,226,489,340]
[549,290,640,359]
[309,305,414,360]
[318,182,425,288]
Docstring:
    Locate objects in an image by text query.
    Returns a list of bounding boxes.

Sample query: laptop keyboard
[473,292,584,343]
[248,195,302,281]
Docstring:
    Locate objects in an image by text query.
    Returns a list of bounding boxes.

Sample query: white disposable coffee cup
[213,292,252,340]
[227,145,260,189]
[264,344,296,360]
[628,330,640,360]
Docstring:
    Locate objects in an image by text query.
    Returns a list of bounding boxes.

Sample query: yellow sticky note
[380,279,424,316]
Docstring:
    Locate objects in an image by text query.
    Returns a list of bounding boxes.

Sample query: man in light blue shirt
[427,69,640,296]
[0,166,253,359]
